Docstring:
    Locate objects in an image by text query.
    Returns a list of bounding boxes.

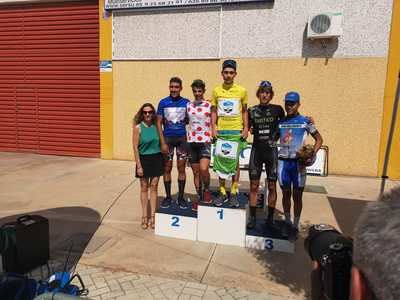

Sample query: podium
[155,191,295,253]
[155,202,197,241]
[197,192,248,247]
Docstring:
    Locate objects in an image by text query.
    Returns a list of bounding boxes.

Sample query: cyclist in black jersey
[247,81,284,229]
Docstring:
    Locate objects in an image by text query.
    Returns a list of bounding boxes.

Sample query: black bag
[2,215,49,274]
[0,273,37,300]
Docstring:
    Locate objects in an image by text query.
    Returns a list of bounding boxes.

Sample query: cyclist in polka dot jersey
[187,79,213,211]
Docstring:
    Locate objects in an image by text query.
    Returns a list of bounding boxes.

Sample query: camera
[304,224,353,300]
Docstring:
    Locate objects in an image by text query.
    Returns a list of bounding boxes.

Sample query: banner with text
[105,0,267,10]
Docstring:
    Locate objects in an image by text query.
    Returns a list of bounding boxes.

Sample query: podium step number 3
[245,219,295,253]
[246,235,295,253]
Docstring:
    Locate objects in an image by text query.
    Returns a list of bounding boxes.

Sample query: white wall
[113,0,393,59]
[113,7,221,59]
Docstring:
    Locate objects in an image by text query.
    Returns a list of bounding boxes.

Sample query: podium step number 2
[155,213,197,241]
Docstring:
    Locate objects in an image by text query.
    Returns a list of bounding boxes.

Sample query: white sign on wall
[105,0,267,10]
[305,146,328,176]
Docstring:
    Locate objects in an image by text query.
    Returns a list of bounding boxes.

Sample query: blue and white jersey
[278,114,317,159]
[157,96,190,137]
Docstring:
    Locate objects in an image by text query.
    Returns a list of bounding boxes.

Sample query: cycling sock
[231,181,239,195]
[284,213,291,224]
[219,180,227,195]
[250,206,257,218]
[178,179,186,200]
[294,216,300,228]
[267,206,275,220]
[164,180,171,198]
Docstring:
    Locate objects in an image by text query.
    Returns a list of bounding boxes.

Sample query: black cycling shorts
[248,146,278,181]
[165,136,188,161]
[188,143,211,164]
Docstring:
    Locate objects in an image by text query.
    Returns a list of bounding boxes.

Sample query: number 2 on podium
[217,209,224,220]
[171,216,180,227]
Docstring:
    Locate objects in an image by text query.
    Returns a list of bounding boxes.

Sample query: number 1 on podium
[217,209,224,220]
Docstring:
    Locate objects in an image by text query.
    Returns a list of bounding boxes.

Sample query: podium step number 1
[197,195,248,247]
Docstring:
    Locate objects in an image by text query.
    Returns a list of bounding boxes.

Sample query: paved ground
[0,153,398,299]
[28,261,290,300]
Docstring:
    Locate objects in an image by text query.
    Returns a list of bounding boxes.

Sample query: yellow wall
[113,58,387,176]
[99,0,113,159]
[378,0,400,179]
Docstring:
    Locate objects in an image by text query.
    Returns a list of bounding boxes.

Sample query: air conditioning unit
[307,12,343,39]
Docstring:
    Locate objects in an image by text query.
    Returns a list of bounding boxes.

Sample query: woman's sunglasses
[143,110,154,116]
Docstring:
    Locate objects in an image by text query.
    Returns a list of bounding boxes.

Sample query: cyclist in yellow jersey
[211,84,247,131]
[211,59,249,208]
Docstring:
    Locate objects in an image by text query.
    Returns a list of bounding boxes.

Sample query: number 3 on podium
[265,239,274,250]
[217,209,224,220]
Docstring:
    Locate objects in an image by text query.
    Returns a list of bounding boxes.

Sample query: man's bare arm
[211,106,218,139]
[241,104,248,139]
[156,115,168,154]
[312,131,323,154]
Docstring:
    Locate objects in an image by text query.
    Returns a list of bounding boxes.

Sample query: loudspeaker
[2,215,49,274]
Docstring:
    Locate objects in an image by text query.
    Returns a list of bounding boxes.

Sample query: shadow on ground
[327,196,370,236]
[248,221,312,297]
[250,197,371,296]
[0,207,101,277]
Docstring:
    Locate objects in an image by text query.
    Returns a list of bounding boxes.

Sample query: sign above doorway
[105,0,268,10]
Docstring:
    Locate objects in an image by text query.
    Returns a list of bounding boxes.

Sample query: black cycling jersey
[248,104,285,147]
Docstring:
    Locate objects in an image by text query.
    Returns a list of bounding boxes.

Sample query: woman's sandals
[141,216,149,229]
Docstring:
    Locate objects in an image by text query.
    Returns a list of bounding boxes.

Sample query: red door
[0,1,100,157]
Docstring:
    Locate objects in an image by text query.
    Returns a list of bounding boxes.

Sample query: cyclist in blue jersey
[278,91,323,239]
[157,77,190,209]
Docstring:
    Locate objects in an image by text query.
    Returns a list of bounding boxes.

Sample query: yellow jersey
[211,83,248,131]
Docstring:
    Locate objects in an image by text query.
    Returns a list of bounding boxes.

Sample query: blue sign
[100,60,112,72]
[222,101,234,113]
[221,143,232,155]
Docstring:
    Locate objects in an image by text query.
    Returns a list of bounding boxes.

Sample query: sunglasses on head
[259,81,272,88]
